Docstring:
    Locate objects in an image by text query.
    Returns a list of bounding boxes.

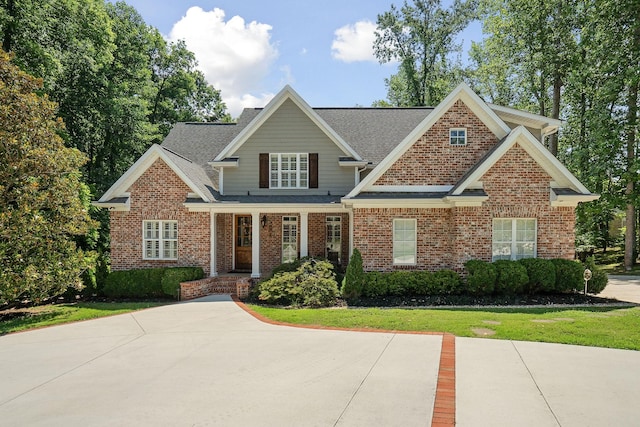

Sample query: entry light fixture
[261,214,267,228]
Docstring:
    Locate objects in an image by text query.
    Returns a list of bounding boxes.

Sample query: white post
[300,212,309,258]
[219,168,224,195]
[251,212,260,278]
[210,211,218,277]
[348,209,354,258]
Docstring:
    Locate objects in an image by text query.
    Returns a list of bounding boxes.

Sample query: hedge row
[341,255,607,300]
[103,267,204,299]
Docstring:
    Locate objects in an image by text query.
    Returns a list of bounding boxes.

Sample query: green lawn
[249,304,640,350]
[0,302,169,335]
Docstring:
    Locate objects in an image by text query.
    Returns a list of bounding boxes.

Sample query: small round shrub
[464,260,496,295]
[413,270,435,296]
[551,259,583,293]
[388,271,417,296]
[518,258,556,294]
[363,271,388,297]
[493,260,528,295]
[259,258,339,307]
[584,257,608,294]
[433,269,462,295]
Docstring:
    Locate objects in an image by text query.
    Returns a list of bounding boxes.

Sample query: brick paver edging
[232,297,456,426]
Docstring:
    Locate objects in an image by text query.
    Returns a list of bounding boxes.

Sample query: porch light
[261,215,267,228]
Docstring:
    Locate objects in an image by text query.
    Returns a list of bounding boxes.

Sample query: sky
[120,0,483,117]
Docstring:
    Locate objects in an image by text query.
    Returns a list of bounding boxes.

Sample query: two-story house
[94,83,597,285]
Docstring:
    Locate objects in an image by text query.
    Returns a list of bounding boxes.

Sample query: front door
[235,215,252,271]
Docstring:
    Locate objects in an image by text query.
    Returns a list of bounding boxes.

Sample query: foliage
[363,271,389,297]
[103,267,202,299]
[433,269,463,295]
[551,259,584,293]
[258,259,339,307]
[584,257,608,294]
[342,248,365,299]
[374,0,478,106]
[0,50,96,306]
[464,260,496,295]
[493,260,528,295]
[160,267,204,299]
[518,258,556,294]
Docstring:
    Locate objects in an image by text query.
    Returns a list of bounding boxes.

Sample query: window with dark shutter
[309,153,318,188]
[259,153,269,188]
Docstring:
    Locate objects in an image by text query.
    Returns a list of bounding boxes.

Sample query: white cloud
[225,93,275,118]
[331,20,378,63]
[168,7,279,116]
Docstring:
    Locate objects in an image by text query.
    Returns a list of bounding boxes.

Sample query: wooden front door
[235,215,252,271]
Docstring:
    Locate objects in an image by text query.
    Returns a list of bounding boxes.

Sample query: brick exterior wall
[353,142,577,272]
[110,159,211,275]
[375,100,499,186]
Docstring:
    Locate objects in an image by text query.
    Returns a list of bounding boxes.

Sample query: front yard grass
[249,304,640,351]
[0,302,169,335]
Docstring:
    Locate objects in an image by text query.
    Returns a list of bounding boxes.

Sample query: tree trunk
[624,79,638,271]
[2,0,16,52]
[548,74,562,156]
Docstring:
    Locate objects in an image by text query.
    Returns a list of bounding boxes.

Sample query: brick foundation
[180,276,251,301]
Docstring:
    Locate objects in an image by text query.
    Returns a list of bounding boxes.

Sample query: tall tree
[374,0,478,106]
[0,50,94,305]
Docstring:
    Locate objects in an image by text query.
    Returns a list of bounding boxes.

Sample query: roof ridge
[161,146,193,163]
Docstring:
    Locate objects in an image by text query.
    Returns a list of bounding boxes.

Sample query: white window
[282,216,298,263]
[393,219,417,265]
[450,128,467,145]
[143,220,178,260]
[270,153,308,188]
[326,216,341,264]
[492,218,536,261]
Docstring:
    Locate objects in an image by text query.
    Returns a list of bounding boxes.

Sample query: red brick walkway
[233,298,456,426]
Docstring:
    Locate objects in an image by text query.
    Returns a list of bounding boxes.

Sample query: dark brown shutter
[309,153,318,188]
[259,153,269,188]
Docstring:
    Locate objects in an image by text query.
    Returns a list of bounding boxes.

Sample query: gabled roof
[450,125,592,196]
[97,145,214,203]
[213,85,362,161]
[345,82,512,198]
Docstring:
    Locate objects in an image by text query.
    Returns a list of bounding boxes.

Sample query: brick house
[94,83,598,280]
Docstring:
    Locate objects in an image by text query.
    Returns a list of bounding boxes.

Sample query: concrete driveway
[1,295,640,426]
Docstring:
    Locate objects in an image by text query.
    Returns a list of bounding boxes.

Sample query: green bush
[388,271,414,296]
[342,248,365,299]
[413,270,435,295]
[493,260,528,295]
[161,267,204,299]
[464,260,496,295]
[433,269,463,295]
[363,271,388,297]
[551,259,584,293]
[258,259,339,307]
[584,257,608,294]
[103,267,203,299]
[518,258,556,294]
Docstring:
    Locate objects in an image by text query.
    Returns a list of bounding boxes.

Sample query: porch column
[210,211,218,277]
[348,209,354,258]
[251,212,261,278]
[300,212,309,258]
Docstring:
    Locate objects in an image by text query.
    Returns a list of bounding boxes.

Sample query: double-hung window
[270,153,308,188]
[492,218,536,261]
[143,220,178,260]
[450,128,467,146]
[326,216,342,264]
[393,219,417,265]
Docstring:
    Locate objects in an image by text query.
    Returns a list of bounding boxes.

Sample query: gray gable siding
[223,99,355,196]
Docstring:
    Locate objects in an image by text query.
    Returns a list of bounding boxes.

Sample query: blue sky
[122,0,483,117]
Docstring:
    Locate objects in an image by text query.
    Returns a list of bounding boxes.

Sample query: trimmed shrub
[342,248,365,299]
[161,267,204,299]
[433,269,462,295]
[104,267,204,299]
[551,259,583,293]
[518,258,556,294]
[584,257,608,294]
[464,260,496,295]
[363,271,388,297]
[104,268,165,298]
[258,258,339,307]
[388,271,414,296]
[493,260,528,295]
[413,270,435,296]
